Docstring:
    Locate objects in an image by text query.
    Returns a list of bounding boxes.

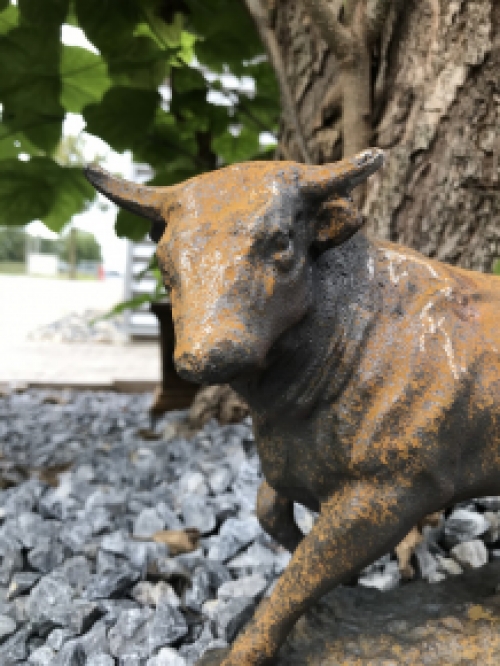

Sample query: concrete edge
[1,380,158,394]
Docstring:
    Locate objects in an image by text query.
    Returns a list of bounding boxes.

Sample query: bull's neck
[231,232,377,416]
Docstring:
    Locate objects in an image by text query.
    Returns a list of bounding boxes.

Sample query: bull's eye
[271,230,294,271]
[271,229,293,250]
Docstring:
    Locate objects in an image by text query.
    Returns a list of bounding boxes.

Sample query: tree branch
[366,0,394,45]
[245,0,313,163]
[302,0,354,58]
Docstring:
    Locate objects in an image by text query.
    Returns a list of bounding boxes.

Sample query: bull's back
[353,241,500,495]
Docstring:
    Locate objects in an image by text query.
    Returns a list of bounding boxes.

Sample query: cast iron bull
[85,149,500,666]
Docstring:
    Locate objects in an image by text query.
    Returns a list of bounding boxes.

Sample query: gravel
[2,388,500,664]
[0,389,279,664]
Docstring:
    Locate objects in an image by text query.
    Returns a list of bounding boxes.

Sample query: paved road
[0,275,159,384]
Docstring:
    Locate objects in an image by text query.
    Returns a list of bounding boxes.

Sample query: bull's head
[85,149,384,384]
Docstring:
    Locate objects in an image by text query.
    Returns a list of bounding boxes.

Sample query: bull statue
[85,149,500,666]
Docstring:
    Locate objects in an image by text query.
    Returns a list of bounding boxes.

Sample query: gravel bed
[28,311,128,344]
[0,389,500,664]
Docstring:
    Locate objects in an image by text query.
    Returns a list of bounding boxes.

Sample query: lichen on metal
[85,149,500,666]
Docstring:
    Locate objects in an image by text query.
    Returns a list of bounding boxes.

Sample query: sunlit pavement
[0,275,159,384]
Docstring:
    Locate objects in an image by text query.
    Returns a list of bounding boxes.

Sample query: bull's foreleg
[220,480,437,666]
[256,481,304,553]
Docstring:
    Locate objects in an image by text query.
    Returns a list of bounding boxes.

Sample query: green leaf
[0,157,55,226]
[0,24,63,116]
[0,123,42,159]
[96,291,163,322]
[172,67,206,93]
[0,5,18,34]
[1,107,63,153]
[43,167,95,232]
[106,35,171,89]
[61,45,111,113]
[212,126,261,164]
[115,208,151,241]
[186,0,262,73]
[83,87,160,152]
[74,0,140,55]
[0,1,7,11]
[19,0,69,26]
[0,157,94,229]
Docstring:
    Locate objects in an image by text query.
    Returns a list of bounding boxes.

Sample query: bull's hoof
[196,647,231,665]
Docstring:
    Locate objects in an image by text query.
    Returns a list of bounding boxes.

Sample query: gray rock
[293,504,318,535]
[181,496,216,535]
[133,508,165,538]
[7,572,41,600]
[58,522,93,554]
[207,517,261,562]
[87,507,113,535]
[85,566,140,600]
[0,548,23,585]
[100,530,129,555]
[95,549,121,575]
[202,560,232,591]
[108,607,153,661]
[451,539,489,569]
[51,642,86,666]
[227,542,280,577]
[444,509,490,547]
[484,511,500,543]
[436,555,463,576]
[28,645,56,665]
[56,556,92,594]
[155,503,183,531]
[0,623,32,663]
[38,489,78,521]
[131,581,180,608]
[16,512,45,549]
[0,614,16,640]
[96,599,139,628]
[85,654,115,666]
[358,560,401,591]
[146,646,187,665]
[27,575,102,635]
[27,538,65,574]
[208,467,234,495]
[148,598,188,652]
[183,567,212,612]
[212,597,255,643]
[413,542,439,581]
[46,627,77,651]
[211,495,239,523]
[475,496,500,511]
[55,620,109,664]
[217,574,268,602]
[178,472,209,497]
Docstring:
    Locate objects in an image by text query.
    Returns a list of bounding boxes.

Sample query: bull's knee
[256,481,303,552]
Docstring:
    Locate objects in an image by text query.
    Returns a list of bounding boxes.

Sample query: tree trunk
[270,0,499,272]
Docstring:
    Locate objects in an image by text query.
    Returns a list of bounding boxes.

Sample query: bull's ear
[84,164,170,243]
[312,195,362,250]
[298,148,384,197]
[299,148,384,249]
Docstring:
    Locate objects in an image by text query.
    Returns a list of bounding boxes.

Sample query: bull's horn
[84,164,167,225]
[299,148,385,196]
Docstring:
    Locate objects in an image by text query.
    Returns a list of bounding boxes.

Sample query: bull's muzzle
[175,342,257,384]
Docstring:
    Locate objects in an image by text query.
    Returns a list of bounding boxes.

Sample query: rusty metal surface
[149,300,199,419]
[85,149,500,666]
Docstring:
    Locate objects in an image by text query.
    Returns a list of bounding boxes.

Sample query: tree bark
[268,0,499,272]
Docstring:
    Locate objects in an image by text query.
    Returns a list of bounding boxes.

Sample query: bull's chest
[253,416,347,508]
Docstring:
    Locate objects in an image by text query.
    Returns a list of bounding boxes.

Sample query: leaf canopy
[0,0,280,239]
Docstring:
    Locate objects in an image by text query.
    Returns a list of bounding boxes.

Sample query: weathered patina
[85,149,500,666]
